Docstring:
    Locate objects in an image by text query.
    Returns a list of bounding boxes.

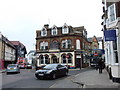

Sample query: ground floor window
[62,55,66,63]
[68,54,72,63]
[51,55,58,63]
[39,55,49,64]
[39,55,44,64]
[61,54,72,64]
[45,55,50,64]
[114,51,118,63]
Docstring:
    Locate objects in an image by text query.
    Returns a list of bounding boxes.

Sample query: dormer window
[41,27,47,36]
[51,26,57,35]
[62,23,69,34]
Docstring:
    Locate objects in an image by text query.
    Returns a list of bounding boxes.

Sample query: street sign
[94,53,98,56]
[66,55,69,58]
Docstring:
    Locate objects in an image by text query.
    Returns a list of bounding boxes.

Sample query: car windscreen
[8,65,17,67]
[43,64,57,69]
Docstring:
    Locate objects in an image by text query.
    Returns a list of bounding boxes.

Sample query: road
[2,68,91,89]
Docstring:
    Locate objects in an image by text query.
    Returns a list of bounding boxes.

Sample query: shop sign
[76,55,81,58]
[104,30,116,41]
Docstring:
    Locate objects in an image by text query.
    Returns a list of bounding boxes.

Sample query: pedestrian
[98,58,104,74]
[95,59,98,70]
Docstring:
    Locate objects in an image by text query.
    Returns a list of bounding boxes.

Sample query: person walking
[98,58,104,74]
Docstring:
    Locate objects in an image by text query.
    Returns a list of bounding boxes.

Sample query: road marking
[75,73,80,77]
[49,83,57,88]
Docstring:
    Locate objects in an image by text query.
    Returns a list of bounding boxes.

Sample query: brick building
[36,24,91,69]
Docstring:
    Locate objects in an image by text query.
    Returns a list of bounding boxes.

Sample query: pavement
[49,67,120,89]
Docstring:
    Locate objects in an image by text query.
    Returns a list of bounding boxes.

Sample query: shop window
[68,55,72,63]
[40,55,44,64]
[62,55,66,63]
[45,55,49,64]
[114,51,118,63]
[113,40,117,50]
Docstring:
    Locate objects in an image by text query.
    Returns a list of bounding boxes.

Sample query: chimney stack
[44,24,49,29]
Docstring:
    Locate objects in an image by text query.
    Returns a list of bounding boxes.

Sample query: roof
[27,50,36,56]
[2,35,16,49]
[11,41,27,54]
[11,41,25,48]
[88,37,103,42]
[10,41,21,45]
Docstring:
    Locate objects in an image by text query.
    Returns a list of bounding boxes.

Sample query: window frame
[108,3,116,23]
[40,41,48,50]
[41,27,47,36]
[62,39,71,49]
[62,25,69,34]
[51,26,57,36]
[76,39,81,49]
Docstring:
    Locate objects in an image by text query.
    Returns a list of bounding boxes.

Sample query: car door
[57,64,65,76]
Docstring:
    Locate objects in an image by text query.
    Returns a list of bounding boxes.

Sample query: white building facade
[102,0,120,83]
[0,33,16,68]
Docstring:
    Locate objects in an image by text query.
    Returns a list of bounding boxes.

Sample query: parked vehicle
[35,64,69,80]
[6,64,20,74]
[26,63,32,69]
[17,57,27,69]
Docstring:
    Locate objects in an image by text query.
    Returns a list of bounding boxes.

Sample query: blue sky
[0,0,103,52]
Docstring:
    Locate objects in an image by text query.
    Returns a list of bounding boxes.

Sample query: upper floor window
[62,23,69,34]
[40,41,48,50]
[62,39,71,49]
[50,40,59,49]
[76,39,81,49]
[41,27,47,36]
[83,30,87,38]
[61,54,72,64]
[51,26,57,35]
[108,3,116,23]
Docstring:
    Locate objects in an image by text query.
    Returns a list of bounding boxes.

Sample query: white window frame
[62,24,69,34]
[62,39,71,49]
[40,41,48,50]
[76,39,81,49]
[41,27,47,36]
[51,26,57,35]
[108,3,116,23]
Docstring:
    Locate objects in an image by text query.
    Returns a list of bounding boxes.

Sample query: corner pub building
[36,23,91,69]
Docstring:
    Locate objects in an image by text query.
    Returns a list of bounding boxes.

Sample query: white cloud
[0,0,103,52]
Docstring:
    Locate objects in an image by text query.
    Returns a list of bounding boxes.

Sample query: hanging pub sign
[94,52,98,56]
[104,30,117,41]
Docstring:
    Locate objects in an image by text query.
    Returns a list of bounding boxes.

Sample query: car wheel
[35,74,42,80]
[36,75,41,80]
[65,71,68,76]
[52,73,56,79]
